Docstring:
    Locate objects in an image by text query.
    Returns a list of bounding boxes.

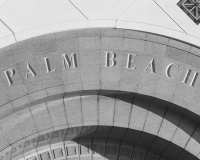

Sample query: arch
[0,29,200,159]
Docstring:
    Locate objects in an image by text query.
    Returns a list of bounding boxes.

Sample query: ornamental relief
[178,0,200,24]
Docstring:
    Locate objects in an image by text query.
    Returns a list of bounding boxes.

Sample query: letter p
[4,69,14,86]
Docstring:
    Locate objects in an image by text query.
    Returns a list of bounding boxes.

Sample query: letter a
[144,58,155,73]
[25,63,36,79]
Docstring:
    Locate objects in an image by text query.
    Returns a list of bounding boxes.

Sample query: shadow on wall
[3,90,200,160]
[29,90,200,160]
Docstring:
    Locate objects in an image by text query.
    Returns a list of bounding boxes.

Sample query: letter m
[61,53,78,69]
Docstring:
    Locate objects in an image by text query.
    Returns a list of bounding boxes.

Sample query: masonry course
[0,29,200,160]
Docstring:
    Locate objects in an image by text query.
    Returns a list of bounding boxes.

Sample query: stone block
[123,38,145,52]
[144,41,166,57]
[80,145,90,154]
[165,46,188,63]
[0,64,27,99]
[185,126,200,156]
[29,90,47,107]
[143,102,166,135]
[64,96,83,127]
[14,109,38,138]
[98,95,115,126]
[79,29,100,37]
[162,143,182,160]
[0,46,15,69]
[0,64,23,86]
[188,90,200,115]
[0,82,9,106]
[38,52,61,77]
[101,29,123,37]
[81,68,100,85]
[101,37,123,50]
[5,83,27,100]
[106,145,117,157]
[158,109,181,141]
[30,103,53,132]
[136,132,155,149]
[0,103,13,120]
[56,30,78,40]
[124,30,146,40]
[81,95,98,126]
[190,46,200,56]
[129,99,149,130]
[171,117,197,148]
[53,148,63,158]
[47,99,68,127]
[67,146,77,156]
[43,74,63,89]
[62,68,81,85]
[154,79,177,101]
[11,95,30,113]
[33,34,57,55]
[119,147,132,159]
[46,86,67,127]
[101,50,122,83]
[172,82,196,109]
[119,52,141,92]
[11,39,35,63]
[18,57,42,83]
[145,154,159,160]
[137,55,163,96]
[0,115,24,144]
[57,38,79,52]
[114,100,132,128]
[46,85,64,101]
[60,50,81,85]
[64,83,82,94]
[80,50,101,89]
[187,53,200,69]
[132,149,146,160]
[79,37,100,50]
[179,65,200,89]
[80,50,101,68]
[146,34,169,45]
[159,58,185,83]
[168,39,190,52]
[25,78,44,94]
[0,129,9,151]
[149,137,168,155]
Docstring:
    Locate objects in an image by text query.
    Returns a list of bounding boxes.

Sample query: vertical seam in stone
[180,123,199,157]
[159,115,184,159]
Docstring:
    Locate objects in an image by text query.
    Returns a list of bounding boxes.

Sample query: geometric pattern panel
[178,0,200,24]
[80,145,89,155]
[0,126,197,160]
[107,146,117,156]
[120,148,131,158]
[53,149,63,158]
[94,145,104,155]
[67,146,77,156]
[40,152,51,160]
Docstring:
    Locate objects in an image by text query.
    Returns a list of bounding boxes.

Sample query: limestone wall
[0,29,200,159]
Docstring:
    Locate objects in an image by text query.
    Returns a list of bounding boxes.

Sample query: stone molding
[0,29,199,159]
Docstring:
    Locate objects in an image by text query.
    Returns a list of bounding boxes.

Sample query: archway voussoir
[171,117,197,149]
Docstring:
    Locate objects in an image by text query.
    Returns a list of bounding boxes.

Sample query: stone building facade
[0,1,200,160]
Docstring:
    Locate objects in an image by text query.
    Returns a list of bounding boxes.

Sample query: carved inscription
[3,52,199,88]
